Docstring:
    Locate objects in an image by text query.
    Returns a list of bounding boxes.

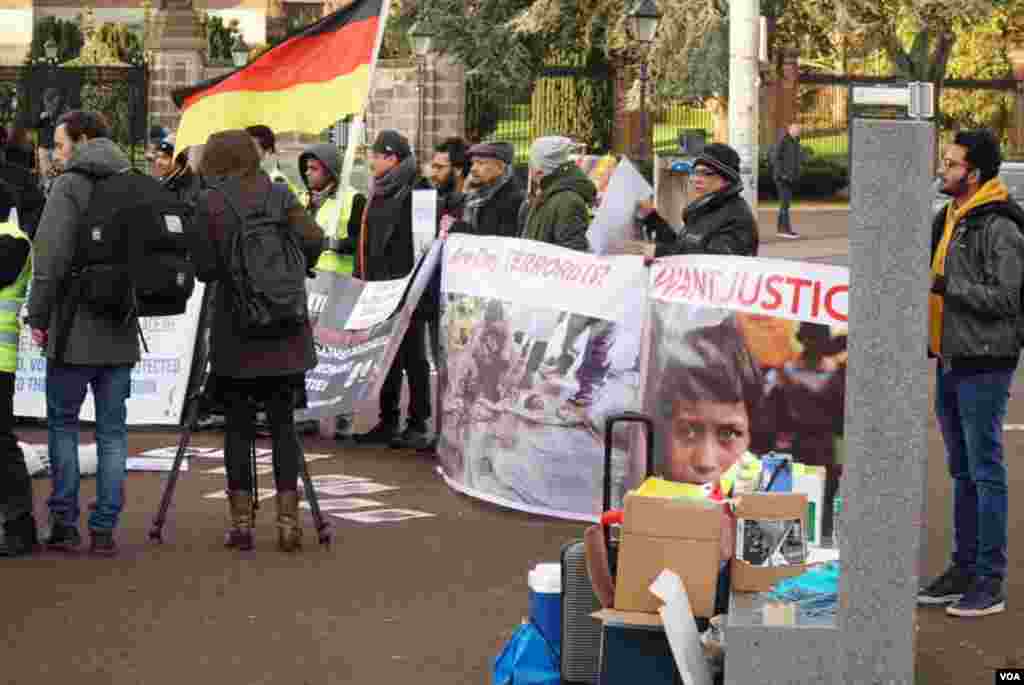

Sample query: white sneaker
[777,230,801,240]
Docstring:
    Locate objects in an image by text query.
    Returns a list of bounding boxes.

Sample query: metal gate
[0,64,149,167]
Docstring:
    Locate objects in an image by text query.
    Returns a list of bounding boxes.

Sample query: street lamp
[409,21,434,162]
[231,35,249,68]
[44,38,58,63]
[627,0,661,160]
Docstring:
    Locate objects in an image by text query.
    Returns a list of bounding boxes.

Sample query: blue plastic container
[528,563,562,655]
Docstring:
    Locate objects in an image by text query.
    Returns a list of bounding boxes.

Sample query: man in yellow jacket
[0,181,35,557]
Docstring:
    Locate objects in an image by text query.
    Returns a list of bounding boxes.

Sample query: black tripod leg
[298,445,331,547]
[149,400,199,543]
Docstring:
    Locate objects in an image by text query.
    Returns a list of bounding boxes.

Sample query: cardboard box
[731,493,809,592]
[612,494,722,617]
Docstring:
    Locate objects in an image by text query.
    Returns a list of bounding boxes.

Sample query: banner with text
[298,241,442,420]
[438,245,851,523]
[14,284,207,425]
[438,235,648,520]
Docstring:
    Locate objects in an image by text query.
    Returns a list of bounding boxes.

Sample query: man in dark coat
[638,142,759,258]
[446,141,524,238]
[772,123,801,239]
[354,130,432,449]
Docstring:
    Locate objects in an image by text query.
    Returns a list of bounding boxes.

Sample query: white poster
[586,158,653,256]
[14,284,205,426]
[412,189,438,262]
[343,275,412,331]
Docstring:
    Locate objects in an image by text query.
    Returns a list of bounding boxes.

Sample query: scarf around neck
[372,154,418,200]
[462,166,513,230]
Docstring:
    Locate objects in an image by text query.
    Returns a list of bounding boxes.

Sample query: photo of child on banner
[641,255,848,540]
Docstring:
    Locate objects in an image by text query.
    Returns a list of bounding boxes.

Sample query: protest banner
[298,240,442,420]
[437,234,648,521]
[437,246,850,526]
[641,255,849,541]
[13,284,207,426]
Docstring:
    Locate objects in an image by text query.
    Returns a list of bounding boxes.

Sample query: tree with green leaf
[27,16,84,64]
[206,15,242,64]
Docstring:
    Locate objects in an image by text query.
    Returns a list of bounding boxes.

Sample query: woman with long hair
[190,130,324,552]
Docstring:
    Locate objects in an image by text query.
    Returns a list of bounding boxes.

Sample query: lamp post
[231,35,249,68]
[409,21,434,163]
[627,0,661,161]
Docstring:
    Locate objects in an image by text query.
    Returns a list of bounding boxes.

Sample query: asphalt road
[3,207,1021,685]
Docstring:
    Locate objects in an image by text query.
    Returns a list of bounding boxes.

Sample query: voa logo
[998,671,1022,681]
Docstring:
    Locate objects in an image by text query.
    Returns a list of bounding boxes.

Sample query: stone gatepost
[366,53,465,164]
[148,0,206,135]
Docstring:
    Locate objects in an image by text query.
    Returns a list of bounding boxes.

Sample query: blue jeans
[934,365,1014,580]
[46,363,133,532]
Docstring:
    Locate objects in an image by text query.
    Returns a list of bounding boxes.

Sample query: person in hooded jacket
[353,130,432,450]
[637,143,759,258]
[520,136,594,251]
[299,142,366,277]
[161,146,201,211]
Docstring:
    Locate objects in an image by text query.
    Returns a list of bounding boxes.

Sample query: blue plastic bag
[492,621,560,685]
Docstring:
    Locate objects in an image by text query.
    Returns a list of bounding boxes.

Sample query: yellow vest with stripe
[0,217,31,374]
[310,188,357,276]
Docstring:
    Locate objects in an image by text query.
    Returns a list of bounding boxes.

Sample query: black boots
[0,514,39,557]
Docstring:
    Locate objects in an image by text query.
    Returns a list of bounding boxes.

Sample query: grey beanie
[529,136,574,174]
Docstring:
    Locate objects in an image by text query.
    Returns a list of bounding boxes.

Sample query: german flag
[172,0,385,152]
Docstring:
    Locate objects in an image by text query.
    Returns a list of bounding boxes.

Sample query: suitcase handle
[602,411,656,513]
[601,412,656,555]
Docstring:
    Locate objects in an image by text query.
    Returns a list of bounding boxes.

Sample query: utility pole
[728,0,760,209]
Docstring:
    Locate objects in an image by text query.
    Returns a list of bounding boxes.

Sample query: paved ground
[3,206,1021,684]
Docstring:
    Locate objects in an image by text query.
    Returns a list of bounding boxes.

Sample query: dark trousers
[222,382,301,493]
[380,318,431,429]
[0,372,31,521]
[776,180,794,231]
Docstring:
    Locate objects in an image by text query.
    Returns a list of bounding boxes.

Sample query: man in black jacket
[354,130,432,449]
[772,123,801,239]
[445,142,524,238]
[917,130,1024,618]
[638,143,759,258]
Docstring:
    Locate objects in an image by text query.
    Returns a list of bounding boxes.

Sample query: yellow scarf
[929,178,1010,355]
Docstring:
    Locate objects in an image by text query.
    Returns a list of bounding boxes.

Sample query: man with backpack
[917,130,1024,617]
[26,111,139,556]
[353,130,432,449]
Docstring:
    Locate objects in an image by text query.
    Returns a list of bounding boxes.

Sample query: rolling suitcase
[560,411,656,684]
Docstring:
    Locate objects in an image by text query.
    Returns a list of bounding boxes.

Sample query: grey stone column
[840,118,934,685]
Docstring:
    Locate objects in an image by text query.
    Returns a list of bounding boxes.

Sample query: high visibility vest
[0,216,31,374]
[310,188,357,275]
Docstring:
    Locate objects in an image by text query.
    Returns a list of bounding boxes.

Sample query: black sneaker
[0,515,39,558]
[89,530,118,557]
[353,422,399,446]
[46,522,82,551]
[918,565,973,605]
[390,424,431,450]
[947,577,1005,617]
[777,229,801,240]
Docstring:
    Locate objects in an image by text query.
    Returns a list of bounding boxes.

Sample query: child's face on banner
[665,399,751,485]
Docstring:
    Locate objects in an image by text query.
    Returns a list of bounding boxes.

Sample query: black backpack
[215,180,309,338]
[70,168,196,321]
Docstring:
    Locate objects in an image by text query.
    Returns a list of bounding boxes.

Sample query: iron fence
[654,102,714,154]
[0,64,148,168]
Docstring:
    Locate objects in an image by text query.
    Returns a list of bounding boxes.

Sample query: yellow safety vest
[0,217,31,374]
[310,188,357,276]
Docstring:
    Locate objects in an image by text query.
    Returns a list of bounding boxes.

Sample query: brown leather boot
[225,491,254,550]
[275,491,303,553]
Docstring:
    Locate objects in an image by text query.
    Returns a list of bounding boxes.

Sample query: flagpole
[329,0,392,242]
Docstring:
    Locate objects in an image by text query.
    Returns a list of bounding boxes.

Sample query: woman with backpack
[189,130,325,552]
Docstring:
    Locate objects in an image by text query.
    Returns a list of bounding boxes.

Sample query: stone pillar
[367,54,465,164]
[841,118,934,685]
[1009,48,1024,159]
[149,0,207,134]
[266,0,287,46]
